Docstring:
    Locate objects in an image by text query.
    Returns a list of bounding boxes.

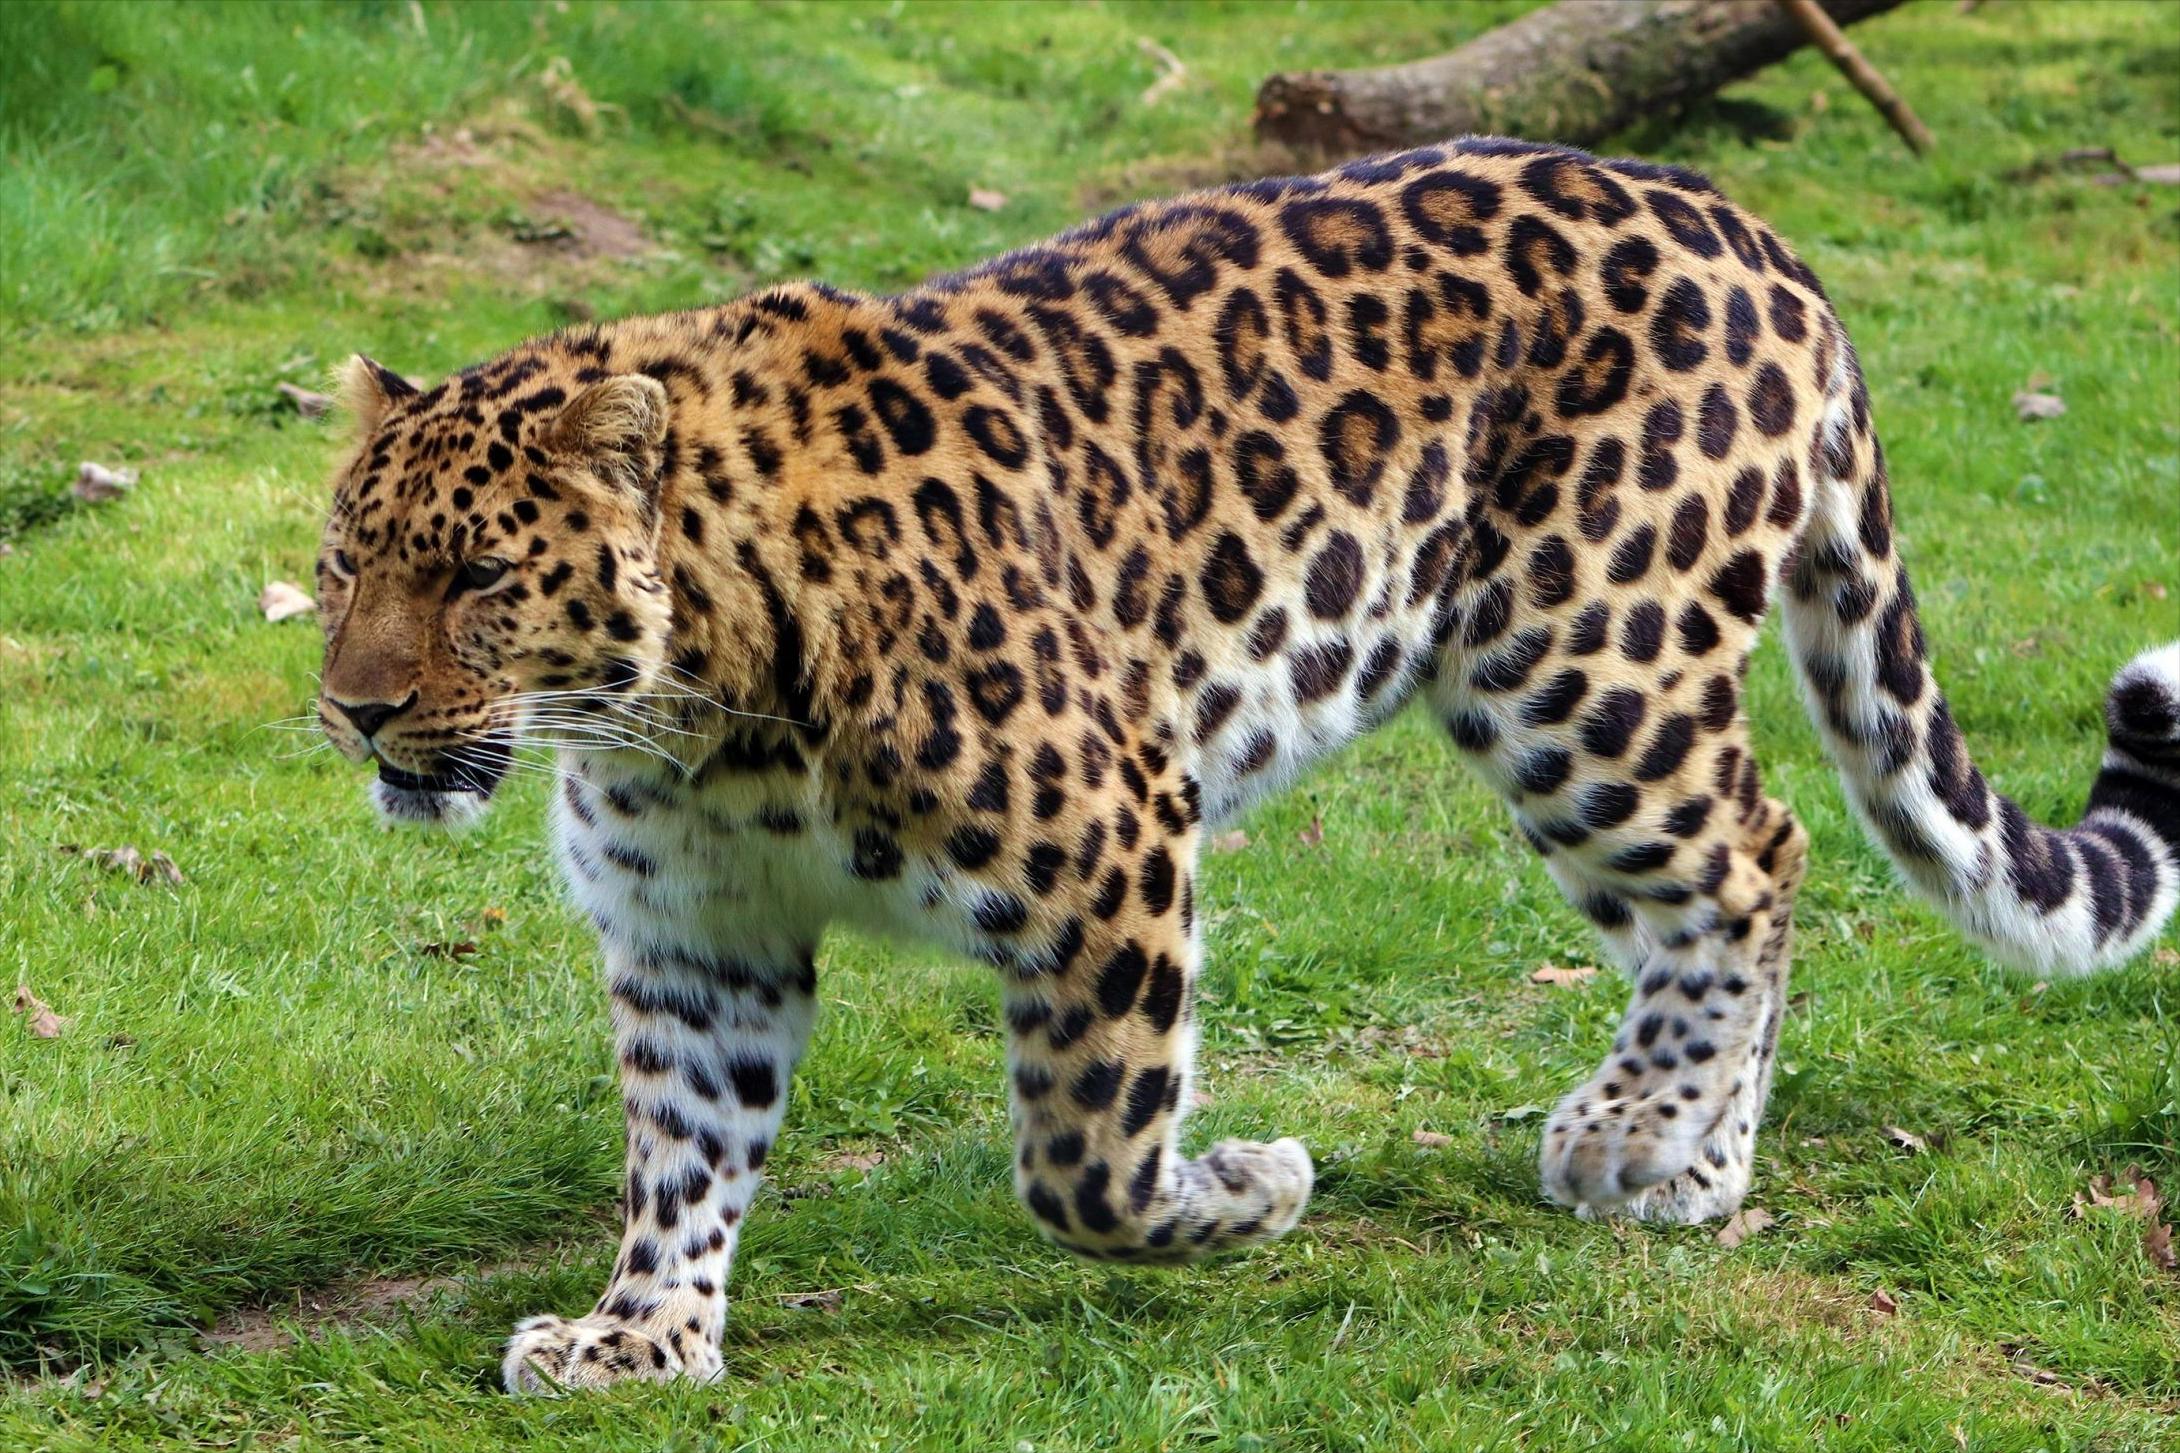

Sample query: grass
[1,0,2176,1447]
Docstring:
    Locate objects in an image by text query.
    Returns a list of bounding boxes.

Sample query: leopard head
[316,353,674,826]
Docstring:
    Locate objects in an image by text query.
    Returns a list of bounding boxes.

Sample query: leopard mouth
[375,736,514,799]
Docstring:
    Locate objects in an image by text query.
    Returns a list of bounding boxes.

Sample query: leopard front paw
[1539,1073,1754,1225]
[1206,1135,1315,1242]
[501,1313,722,1395]
[1538,1077,1705,1217]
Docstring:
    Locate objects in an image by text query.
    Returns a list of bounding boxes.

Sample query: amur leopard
[312,137,2180,1393]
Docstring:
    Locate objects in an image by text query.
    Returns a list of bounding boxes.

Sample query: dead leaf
[2012,390,2066,421]
[72,461,137,502]
[1868,1287,1898,1316]
[1411,1129,1454,1149]
[11,984,68,1039]
[2077,1166,2163,1220]
[480,906,508,927]
[260,580,317,622]
[826,1150,886,1173]
[779,1288,844,1312]
[2010,1358,2069,1389]
[60,843,184,886]
[1208,829,1250,854]
[1137,36,1187,107]
[1883,1125,1929,1155]
[967,186,1008,212]
[1530,964,1598,986]
[535,55,624,137]
[277,382,333,419]
[2144,1220,2176,1271]
[2156,947,2180,969]
[419,940,478,959]
[1715,1206,1775,1249]
[1297,816,1324,847]
[2144,581,2169,602]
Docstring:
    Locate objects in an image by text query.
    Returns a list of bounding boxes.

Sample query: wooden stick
[1779,0,1934,154]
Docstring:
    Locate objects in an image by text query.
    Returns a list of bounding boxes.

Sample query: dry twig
[1778,0,1933,154]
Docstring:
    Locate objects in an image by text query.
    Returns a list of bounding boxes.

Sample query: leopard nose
[328,691,417,740]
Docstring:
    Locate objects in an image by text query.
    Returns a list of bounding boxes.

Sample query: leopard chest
[550,751,966,958]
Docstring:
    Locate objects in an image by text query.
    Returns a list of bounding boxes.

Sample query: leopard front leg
[999,855,1312,1262]
[1540,803,1808,1224]
[504,941,815,1394]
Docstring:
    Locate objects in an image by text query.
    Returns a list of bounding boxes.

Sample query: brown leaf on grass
[778,1288,845,1312]
[259,581,317,623]
[1868,1287,1899,1316]
[1208,829,1250,854]
[1883,1125,1929,1155]
[11,984,68,1039]
[536,55,623,137]
[2009,1357,2070,1389]
[825,1150,886,1173]
[2143,581,2169,602]
[72,461,137,502]
[2075,1166,2163,1220]
[2157,947,2180,970]
[967,186,1008,212]
[60,843,184,886]
[276,382,333,419]
[2060,1166,2174,1271]
[1411,1129,1454,1149]
[479,906,508,927]
[419,940,478,959]
[1297,816,1324,847]
[2012,390,2066,421]
[1714,1207,1775,1249]
[1137,36,1187,107]
[1529,964,1597,986]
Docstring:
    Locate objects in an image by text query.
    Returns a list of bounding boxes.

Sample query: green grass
[2,1,2177,1447]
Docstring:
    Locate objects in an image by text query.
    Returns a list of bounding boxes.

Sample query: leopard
[310,137,2180,1394]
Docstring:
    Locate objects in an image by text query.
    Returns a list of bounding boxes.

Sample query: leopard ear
[546,374,670,514]
[336,354,418,436]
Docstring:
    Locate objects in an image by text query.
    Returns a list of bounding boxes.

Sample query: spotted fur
[312,138,2180,1393]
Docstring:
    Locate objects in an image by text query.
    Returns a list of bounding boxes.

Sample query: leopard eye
[332,548,355,576]
[455,557,512,593]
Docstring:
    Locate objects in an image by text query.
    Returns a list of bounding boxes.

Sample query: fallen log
[1254,0,1908,156]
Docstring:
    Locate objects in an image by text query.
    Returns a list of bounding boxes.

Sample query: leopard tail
[1778,329,2179,976]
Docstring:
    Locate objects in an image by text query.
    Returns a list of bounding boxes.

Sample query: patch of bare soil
[314,109,658,310]
[200,1257,541,1354]
[517,189,650,261]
